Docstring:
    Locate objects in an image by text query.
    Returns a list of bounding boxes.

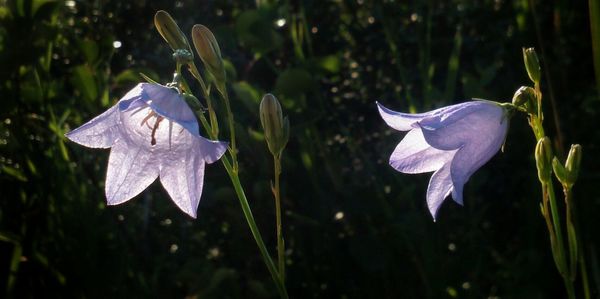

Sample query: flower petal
[196,136,228,164]
[419,101,504,151]
[105,140,159,205]
[377,102,435,131]
[159,147,206,218]
[426,163,454,220]
[140,83,200,135]
[377,101,478,131]
[65,105,120,148]
[390,128,454,174]
[117,83,145,111]
[449,120,508,205]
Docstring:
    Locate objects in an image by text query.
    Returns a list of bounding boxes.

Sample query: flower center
[140,111,164,146]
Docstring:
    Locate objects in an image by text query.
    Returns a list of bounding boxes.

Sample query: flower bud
[535,137,552,184]
[172,49,193,65]
[523,47,541,84]
[512,86,537,114]
[565,144,582,186]
[192,24,226,84]
[154,10,193,55]
[260,94,289,156]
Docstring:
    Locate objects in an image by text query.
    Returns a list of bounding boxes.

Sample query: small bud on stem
[260,94,289,157]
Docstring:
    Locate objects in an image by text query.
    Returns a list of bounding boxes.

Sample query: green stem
[219,86,238,171]
[564,188,578,281]
[188,62,219,138]
[273,155,285,282]
[530,114,574,297]
[580,247,591,299]
[567,187,592,299]
[194,109,288,298]
[221,155,288,298]
[546,180,575,298]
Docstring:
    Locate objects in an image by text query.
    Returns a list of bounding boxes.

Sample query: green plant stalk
[218,85,238,172]
[6,243,22,296]
[546,177,575,299]
[189,63,219,138]
[221,154,288,298]
[273,154,285,282]
[565,187,592,298]
[580,246,592,299]
[529,101,575,298]
[564,188,578,281]
[194,105,288,299]
[589,0,600,99]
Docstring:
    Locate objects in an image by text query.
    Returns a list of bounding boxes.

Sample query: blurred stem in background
[589,0,600,99]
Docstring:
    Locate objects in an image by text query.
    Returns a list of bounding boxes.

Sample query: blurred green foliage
[0,0,599,298]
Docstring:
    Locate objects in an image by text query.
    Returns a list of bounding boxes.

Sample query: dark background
[1,0,599,298]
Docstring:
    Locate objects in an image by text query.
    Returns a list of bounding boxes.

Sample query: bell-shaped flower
[377,101,509,220]
[66,83,227,218]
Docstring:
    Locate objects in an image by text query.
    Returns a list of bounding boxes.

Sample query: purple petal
[105,140,159,205]
[377,101,478,131]
[65,105,120,148]
[419,101,504,150]
[449,121,508,204]
[117,83,145,111]
[140,83,200,135]
[426,163,454,220]
[195,136,228,164]
[390,128,455,174]
[418,101,508,204]
[159,147,206,218]
[377,102,435,131]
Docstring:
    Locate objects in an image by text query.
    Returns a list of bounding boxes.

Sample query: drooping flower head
[377,101,509,220]
[66,83,227,218]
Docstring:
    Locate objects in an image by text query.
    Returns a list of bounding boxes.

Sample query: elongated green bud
[192,24,226,84]
[512,86,537,114]
[535,137,552,184]
[154,11,193,54]
[565,144,582,187]
[523,47,541,84]
[260,94,289,156]
[552,144,582,189]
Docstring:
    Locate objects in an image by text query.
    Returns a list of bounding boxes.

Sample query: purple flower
[377,101,508,220]
[66,83,227,218]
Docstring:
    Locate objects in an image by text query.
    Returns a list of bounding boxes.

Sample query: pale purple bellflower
[377,101,509,220]
[66,83,227,218]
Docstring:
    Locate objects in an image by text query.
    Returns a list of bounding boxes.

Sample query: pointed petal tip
[186,210,198,219]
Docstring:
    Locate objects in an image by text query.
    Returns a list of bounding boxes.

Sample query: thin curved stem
[221,155,288,298]
[195,109,288,298]
[273,155,285,282]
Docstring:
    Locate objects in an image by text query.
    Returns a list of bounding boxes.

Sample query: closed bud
[523,47,541,84]
[512,86,537,114]
[565,144,582,187]
[154,11,193,54]
[535,137,552,184]
[260,94,289,156]
[173,49,193,65]
[192,24,226,84]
